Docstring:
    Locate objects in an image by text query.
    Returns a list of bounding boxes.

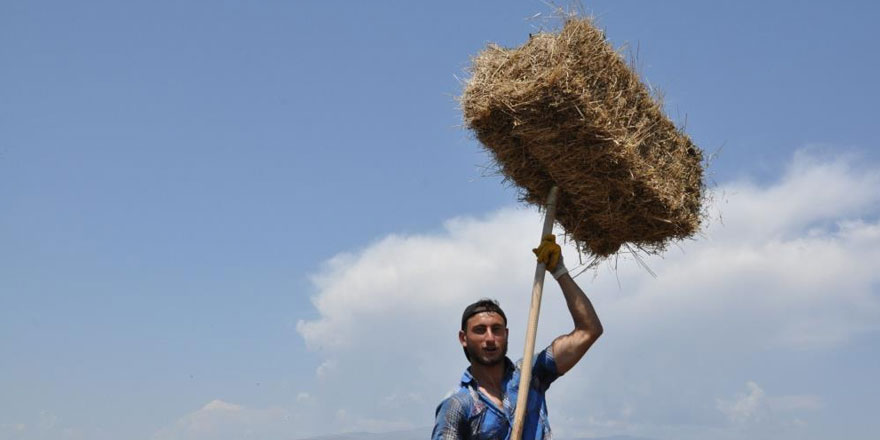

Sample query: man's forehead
[466,311,506,326]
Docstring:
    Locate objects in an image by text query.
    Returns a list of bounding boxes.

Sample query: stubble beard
[467,343,508,367]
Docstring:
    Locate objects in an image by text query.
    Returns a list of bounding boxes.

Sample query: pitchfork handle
[510,185,559,440]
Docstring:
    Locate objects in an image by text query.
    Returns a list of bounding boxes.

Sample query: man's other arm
[432,396,468,440]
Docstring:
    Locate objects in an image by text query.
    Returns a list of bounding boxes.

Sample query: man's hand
[532,234,567,279]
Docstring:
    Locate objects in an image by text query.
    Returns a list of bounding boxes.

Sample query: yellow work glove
[532,234,568,279]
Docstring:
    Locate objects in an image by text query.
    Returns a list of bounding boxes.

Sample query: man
[432,234,603,440]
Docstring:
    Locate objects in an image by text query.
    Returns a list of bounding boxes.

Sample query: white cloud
[316,359,338,379]
[200,399,243,412]
[715,381,822,439]
[0,412,89,440]
[333,409,415,433]
[296,207,542,353]
[1,423,26,433]
[151,395,418,440]
[151,399,298,440]
[713,149,880,240]
[717,381,769,424]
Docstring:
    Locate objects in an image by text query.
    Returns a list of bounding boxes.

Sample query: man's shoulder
[512,346,556,372]
[439,386,474,407]
[435,386,478,422]
[510,346,560,392]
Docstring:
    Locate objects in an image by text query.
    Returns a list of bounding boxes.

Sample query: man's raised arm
[533,235,603,375]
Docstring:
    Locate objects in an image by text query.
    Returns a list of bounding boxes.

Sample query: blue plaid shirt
[432,346,561,440]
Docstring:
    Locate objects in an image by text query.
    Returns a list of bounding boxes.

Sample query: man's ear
[459,330,467,347]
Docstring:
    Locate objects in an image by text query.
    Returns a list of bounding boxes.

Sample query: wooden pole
[510,186,559,440]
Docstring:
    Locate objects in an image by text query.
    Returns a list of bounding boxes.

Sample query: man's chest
[464,378,547,440]
[477,385,505,410]
[465,381,517,440]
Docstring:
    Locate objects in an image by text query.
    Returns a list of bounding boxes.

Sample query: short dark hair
[461,298,507,331]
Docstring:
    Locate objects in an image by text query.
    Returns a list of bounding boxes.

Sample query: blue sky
[2,1,879,439]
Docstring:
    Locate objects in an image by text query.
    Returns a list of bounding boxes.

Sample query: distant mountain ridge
[295,428,658,440]
[295,429,426,440]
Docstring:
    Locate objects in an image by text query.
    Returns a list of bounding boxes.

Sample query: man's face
[459,312,509,366]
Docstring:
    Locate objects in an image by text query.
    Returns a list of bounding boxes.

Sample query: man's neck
[469,359,506,390]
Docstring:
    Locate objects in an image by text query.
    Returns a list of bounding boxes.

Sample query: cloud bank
[156,150,880,439]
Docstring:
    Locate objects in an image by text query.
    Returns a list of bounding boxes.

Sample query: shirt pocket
[473,408,509,440]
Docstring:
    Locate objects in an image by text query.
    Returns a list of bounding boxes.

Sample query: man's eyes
[472,326,504,334]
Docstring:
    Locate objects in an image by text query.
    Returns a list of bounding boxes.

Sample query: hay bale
[461,18,705,257]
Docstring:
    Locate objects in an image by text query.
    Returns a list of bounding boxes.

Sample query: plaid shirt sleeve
[432,394,469,440]
[531,345,562,392]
